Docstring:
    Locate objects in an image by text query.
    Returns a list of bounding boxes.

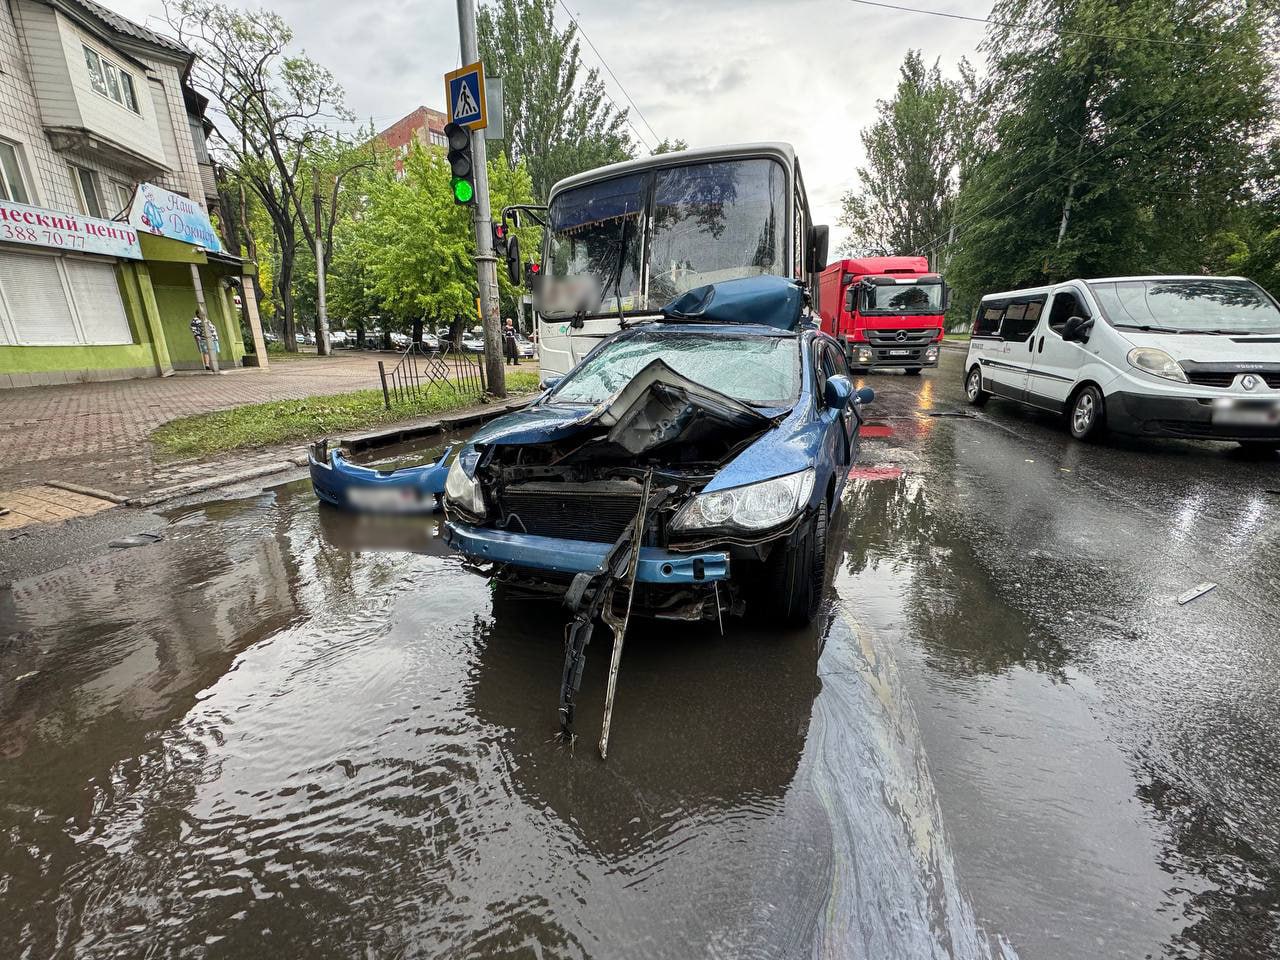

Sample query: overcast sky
[113,0,988,250]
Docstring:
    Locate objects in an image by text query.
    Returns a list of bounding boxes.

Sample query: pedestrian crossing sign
[445,62,487,130]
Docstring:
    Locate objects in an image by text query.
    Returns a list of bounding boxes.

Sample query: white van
[963,276,1280,449]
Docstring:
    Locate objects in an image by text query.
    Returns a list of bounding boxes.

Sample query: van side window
[1000,303,1034,343]
[974,301,1005,337]
[1048,291,1089,333]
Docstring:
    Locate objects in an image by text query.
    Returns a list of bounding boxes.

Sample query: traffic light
[444,122,474,205]
[491,221,508,257]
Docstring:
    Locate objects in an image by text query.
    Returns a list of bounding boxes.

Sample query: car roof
[620,321,799,339]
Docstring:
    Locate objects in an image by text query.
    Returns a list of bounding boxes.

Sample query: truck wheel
[762,500,828,626]
[904,367,922,376]
[965,366,990,407]
[1069,385,1107,441]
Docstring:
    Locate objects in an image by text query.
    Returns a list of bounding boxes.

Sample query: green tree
[837,51,977,259]
[946,0,1277,309]
[477,0,633,199]
[356,146,539,341]
[652,138,688,155]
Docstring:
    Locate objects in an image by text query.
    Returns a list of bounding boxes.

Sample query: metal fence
[377,343,487,410]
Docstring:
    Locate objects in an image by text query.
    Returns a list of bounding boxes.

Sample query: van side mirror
[823,374,852,410]
[854,386,875,405]
[807,224,829,273]
[1061,315,1093,342]
[506,236,522,285]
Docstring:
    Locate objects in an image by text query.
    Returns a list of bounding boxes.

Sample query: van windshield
[1088,279,1280,334]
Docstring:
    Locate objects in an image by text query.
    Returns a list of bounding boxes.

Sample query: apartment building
[0,0,265,388]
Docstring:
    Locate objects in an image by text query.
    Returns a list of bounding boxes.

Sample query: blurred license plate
[1212,400,1280,426]
[887,349,911,356]
[346,486,427,511]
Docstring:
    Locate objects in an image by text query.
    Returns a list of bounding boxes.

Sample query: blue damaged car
[441,275,873,627]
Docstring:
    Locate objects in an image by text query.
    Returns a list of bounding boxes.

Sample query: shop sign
[0,198,142,259]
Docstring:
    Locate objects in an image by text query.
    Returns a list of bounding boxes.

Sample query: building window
[429,130,447,147]
[82,45,141,114]
[0,250,132,346]
[112,181,134,216]
[0,140,31,204]
[70,165,103,218]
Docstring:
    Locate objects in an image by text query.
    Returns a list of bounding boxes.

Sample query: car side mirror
[807,224,830,273]
[823,374,853,410]
[540,375,562,391]
[1061,315,1093,342]
[854,386,875,405]
[506,236,522,286]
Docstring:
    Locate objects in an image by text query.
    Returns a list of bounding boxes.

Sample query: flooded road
[2,352,1278,958]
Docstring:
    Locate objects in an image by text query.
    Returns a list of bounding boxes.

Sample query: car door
[814,340,854,495]
[1027,287,1090,412]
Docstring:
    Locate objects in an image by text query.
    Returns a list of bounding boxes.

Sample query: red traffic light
[528,262,540,274]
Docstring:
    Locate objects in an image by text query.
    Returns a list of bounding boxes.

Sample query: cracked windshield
[541,158,787,317]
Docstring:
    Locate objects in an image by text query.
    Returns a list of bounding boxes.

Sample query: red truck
[817,256,946,374]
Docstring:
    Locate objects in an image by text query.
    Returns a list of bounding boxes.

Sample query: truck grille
[498,482,642,543]
[865,329,937,348]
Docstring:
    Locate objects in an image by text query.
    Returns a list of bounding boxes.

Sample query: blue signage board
[445,62,487,130]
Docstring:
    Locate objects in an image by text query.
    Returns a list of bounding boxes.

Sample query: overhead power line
[557,0,663,149]
[846,0,1216,46]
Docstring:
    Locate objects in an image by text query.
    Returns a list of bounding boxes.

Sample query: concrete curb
[125,395,537,509]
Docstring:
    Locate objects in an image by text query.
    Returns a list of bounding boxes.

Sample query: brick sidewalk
[0,354,388,498]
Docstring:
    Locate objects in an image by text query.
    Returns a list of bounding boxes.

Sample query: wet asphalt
[1,349,1278,958]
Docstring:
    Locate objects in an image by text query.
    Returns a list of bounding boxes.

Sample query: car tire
[1069,385,1107,441]
[762,499,828,627]
[965,366,990,407]
[904,367,922,376]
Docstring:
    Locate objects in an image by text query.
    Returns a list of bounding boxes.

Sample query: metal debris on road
[109,532,164,549]
[1177,582,1217,605]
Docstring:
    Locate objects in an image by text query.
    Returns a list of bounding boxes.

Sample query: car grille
[864,329,937,347]
[498,482,643,543]
[1181,368,1280,389]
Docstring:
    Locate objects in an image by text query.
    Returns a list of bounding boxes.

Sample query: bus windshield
[539,157,788,320]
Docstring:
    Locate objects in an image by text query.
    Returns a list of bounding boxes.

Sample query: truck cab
[817,257,946,373]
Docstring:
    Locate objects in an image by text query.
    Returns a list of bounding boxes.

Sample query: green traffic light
[452,177,474,204]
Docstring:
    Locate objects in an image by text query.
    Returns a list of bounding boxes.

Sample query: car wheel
[904,367,922,376]
[965,366,990,407]
[1069,385,1107,441]
[762,499,828,626]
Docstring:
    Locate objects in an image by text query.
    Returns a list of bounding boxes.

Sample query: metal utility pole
[313,167,331,356]
[455,0,506,398]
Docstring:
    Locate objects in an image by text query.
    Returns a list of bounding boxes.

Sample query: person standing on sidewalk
[503,318,519,366]
[190,314,211,370]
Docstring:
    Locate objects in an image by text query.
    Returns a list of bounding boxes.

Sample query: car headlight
[444,453,485,516]
[672,469,815,532]
[1126,347,1188,383]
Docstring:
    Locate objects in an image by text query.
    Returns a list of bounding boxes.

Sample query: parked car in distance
[390,332,411,349]
[461,334,485,353]
[329,330,349,347]
[263,331,279,344]
[442,275,873,626]
[516,335,536,359]
[965,275,1280,450]
[421,332,440,351]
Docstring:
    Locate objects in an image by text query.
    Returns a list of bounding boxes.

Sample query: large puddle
[3,385,1278,958]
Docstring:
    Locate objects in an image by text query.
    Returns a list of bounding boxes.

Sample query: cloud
[110,0,986,251]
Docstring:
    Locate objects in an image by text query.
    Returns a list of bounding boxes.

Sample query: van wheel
[762,499,828,626]
[965,366,990,407]
[1069,385,1107,441]
[904,367,922,376]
